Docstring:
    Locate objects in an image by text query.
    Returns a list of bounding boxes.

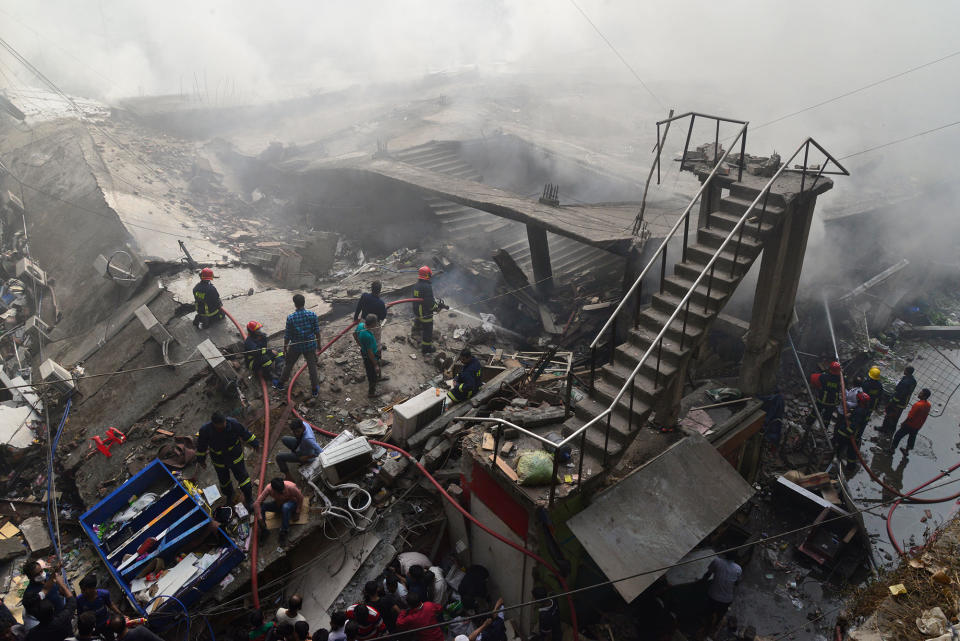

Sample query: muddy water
[846,344,960,565]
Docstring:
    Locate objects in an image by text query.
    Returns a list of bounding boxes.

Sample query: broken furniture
[80,460,243,626]
[774,475,859,568]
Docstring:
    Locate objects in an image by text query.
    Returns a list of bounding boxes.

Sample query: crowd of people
[0,567,162,641]
[237,558,562,641]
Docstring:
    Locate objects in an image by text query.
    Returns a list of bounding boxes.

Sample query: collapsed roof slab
[317,159,644,256]
[567,435,754,603]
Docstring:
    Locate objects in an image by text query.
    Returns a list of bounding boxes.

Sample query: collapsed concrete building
[1,73,895,641]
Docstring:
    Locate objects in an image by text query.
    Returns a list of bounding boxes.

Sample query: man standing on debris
[276,418,321,479]
[447,348,483,403]
[197,411,260,507]
[244,321,283,384]
[890,388,932,455]
[412,266,447,355]
[862,367,884,415]
[881,365,917,432]
[355,281,387,359]
[700,552,741,633]
[192,267,225,329]
[807,361,842,430]
[275,294,322,397]
[255,477,305,547]
[356,315,389,398]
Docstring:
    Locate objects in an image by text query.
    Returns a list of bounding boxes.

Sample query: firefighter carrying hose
[197,411,260,507]
[193,267,225,329]
[807,360,842,430]
[411,265,448,355]
[244,320,284,384]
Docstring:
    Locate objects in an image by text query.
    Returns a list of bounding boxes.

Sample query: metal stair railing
[592,116,749,392]
[453,137,849,508]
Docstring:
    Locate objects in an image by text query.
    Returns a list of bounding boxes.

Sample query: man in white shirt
[276,594,307,626]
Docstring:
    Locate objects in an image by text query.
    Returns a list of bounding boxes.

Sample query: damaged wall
[0,119,144,340]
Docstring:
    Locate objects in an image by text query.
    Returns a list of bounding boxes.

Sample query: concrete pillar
[526,223,553,296]
[739,196,818,394]
[697,181,723,229]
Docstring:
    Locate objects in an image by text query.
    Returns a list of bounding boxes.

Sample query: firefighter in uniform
[807,361,842,429]
[412,265,447,355]
[243,321,283,383]
[197,412,259,506]
[447,348,483,403]
[861,366,884,415]
[835,392,870,464]
[193,267,225,328]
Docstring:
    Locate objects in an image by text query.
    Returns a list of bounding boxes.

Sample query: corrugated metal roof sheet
[567,436,754,603]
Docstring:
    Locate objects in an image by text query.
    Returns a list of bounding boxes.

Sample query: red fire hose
[285,298,581,640]
[221,307,271,609]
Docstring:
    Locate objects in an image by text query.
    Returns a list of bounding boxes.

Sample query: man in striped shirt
[345,602,386,641]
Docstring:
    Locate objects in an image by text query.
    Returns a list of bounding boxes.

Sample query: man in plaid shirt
[275,294,322,396]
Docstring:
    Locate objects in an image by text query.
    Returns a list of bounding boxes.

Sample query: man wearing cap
[447,349,483,403]
[890,388,932,456]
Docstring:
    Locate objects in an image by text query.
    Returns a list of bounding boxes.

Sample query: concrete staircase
[561,181,787,464]
[392,140,624,285]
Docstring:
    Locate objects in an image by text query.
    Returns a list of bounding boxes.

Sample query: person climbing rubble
[275,294,322,397]
[254,477,305,548]
[276,418,321,479]
[192,267,225,329]
[354,280,387,359]
[806,361,842,430]
[889,388,931,456]
[881,365,917,432]
[244,321,284,383]
[447,348,483,403]
[197,411,260,507]
[355,314,389,398]
[411,265,448,355]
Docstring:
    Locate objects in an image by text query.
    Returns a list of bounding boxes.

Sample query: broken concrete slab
[378,455,410,485]
[19,516,52,555]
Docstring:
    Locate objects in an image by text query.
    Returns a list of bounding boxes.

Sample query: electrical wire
[839,119,960,160]
[566,0,665,110]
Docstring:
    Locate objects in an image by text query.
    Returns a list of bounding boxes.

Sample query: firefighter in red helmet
[193,267,224,328]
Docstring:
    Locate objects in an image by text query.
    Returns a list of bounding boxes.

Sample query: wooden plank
[489,455,519,483]
[481,433,495,451]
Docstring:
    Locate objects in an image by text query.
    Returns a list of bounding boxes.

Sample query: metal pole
[548,454,561,507]
[564,368,574,420]
[680,299,691,350]
[577,430,587,489]
[731,219,746,277]
[660,246,668,294]
[655,339,663,385]
[705,264,716,314]
[800,142,810,192]
[757,190,770,235]
[738,128,747,181]
[682,212,690,262]
[714,119,720,163]
[629,377,636,434]
[589,347,596,394]
[602,411,613,467]
[492,424,503,470]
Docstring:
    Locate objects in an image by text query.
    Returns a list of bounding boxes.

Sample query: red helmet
[200,267,214,281]
[247,321,262,333]
[829,361,842,375]
[418,265,432,279]
[856,391,870,405]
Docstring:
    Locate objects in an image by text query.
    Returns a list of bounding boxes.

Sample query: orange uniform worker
[889,388,931,455]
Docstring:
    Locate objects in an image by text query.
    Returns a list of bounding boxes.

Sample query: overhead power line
[839,119,960,160]
[567,0,666,110]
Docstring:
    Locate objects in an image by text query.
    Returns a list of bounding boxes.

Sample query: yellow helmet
[868,367,881,380]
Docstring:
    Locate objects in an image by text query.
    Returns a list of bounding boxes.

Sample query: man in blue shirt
[275,294,322,397]
[356,315,389,398]
[447,349,483,403]
[277,418,322,478]
[76,574,122,632]
[355,281,388,362]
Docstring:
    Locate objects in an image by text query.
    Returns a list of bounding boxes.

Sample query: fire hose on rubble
[285,298,581,641]
[225,299,579,637]
[220,307,271,609]
[817,298,960,555]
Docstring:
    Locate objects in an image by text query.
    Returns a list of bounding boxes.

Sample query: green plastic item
[516,450,555,486]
